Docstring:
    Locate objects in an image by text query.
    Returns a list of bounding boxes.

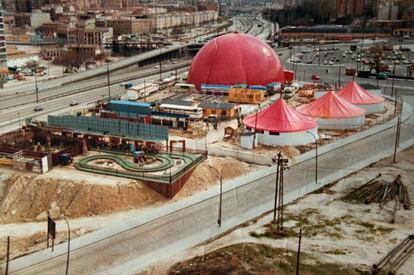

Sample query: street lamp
[106,61,111,100]
[60,215,71,275]
[209,165,223,227]
[306,130,318,185]
[34,64,39,103]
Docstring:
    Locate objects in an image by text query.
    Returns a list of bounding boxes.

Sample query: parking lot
[289,44,413,77]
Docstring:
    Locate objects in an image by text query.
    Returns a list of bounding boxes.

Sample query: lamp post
[60,215,71,275]
[209,165,223,227]
[34,64,39,103]
[306,130,318,185]
[159,47,163,81]
[252,103,260,148]
[106,61,111,100]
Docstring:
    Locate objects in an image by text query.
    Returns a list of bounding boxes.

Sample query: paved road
[3,93,413,275]
[0,60,191,110]
[0,65,189,134]
[0,43,188,97]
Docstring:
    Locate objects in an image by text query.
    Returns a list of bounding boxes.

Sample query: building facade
[0,2,7,87]
[108,18,152,36]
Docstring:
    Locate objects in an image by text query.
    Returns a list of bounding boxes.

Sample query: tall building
[336,0,365,18]
[0,2,7,87]
[365,0,379,16]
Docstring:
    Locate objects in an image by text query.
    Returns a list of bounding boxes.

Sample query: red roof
[188,32,285,90]
[243,99,317,133]
[296,91,366,118]
[336,82,384,104]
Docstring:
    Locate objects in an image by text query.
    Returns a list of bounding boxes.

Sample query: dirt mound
[175,156,255,198]
[0,175,165,223]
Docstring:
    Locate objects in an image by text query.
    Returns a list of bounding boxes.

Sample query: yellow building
[198,101,236,119]
[227,88,265,104]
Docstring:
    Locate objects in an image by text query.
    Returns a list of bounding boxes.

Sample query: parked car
[34,105,44,111]
[311,74,320,80]
[345,67,356,76]
[376,72,389,80]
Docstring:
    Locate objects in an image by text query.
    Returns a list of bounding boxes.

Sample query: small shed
[198,101,236,119]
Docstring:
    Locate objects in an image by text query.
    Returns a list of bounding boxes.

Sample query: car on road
[154,65,160,69]
[345,67,356,76]
[311,74,320,80]
[70,100,79,106]
[329,61,334,65]
[34,105,44,112]
[376,72,388,80]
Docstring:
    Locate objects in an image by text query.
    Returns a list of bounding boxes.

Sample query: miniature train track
[372,235,414,275]
[74,152,203,184]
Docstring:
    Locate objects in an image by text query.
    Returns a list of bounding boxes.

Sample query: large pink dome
[188,32,285,90]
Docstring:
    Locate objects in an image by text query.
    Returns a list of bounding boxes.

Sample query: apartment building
[108,18,152,36]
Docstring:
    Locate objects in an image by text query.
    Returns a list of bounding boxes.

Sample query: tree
[369,45,386,73]
[25,60,39,72]
[112,39,120,54]
[407,63,414,78]
[53,51,87,69]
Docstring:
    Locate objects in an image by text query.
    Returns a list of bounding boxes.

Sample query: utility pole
[391,63,396,97]
[393,115,401,163]
[159,47,162,81]
[34,65,39,103]
[394,89,398,115]
[252,103,260,148]
[106,62,111,100]
[338,63,342,88]
[218,171,223,227]
[296,228,302,275]
[306,131,318,185]
[272,152,288,232]
[6,236,10,275]
[61,216,71,275]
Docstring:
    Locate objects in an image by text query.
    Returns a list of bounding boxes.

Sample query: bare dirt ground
[0,155,258,262]
[174,156,260,199]
[146,146,414,275]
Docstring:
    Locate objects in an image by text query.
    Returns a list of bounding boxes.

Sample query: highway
[0,60,190,110]
[0,43,188,98]
[0,64,189,133]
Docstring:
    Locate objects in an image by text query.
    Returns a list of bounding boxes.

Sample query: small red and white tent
[336,82,385,114]
[242,99,317,146]
[297,91,366,129]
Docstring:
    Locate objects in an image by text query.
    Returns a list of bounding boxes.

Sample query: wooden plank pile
[344,174,410,209]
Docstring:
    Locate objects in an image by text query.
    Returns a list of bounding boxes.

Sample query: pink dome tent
[242,99,317,146]
[297,91,366,129]
[188,32,285,90]
[336,82,385,114]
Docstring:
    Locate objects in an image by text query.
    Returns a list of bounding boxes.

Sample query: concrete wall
[317,115,365,129]
[258,126,318,146]
[358,102,385,114]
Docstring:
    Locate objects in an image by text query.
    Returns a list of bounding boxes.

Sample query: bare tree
[25,60,39,72]
[53,51,87,69]
[370,45,385,73]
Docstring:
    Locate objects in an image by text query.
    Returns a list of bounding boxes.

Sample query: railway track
[372,235,414,275]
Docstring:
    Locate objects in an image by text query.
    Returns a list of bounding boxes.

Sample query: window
[269,131,280,136]
[255,130,264,134]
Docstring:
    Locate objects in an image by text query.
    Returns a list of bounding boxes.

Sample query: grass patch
[169,243,363,275]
